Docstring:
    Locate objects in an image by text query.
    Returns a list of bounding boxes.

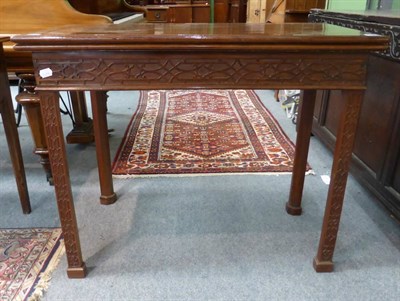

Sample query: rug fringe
[113,170,315,179]
[27,240,65,301]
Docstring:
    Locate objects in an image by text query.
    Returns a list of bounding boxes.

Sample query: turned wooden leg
[66,91,94,144]
[0,55,31,214]
[15,74,53,184]
[286,90,316,215]
[39,91,87,278]
[313,90,363,272]
[90,91,117,205]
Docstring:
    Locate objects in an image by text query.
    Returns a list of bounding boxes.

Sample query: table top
[12,23,388,52]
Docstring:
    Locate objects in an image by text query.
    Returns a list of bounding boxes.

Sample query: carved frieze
[33,53,367,90]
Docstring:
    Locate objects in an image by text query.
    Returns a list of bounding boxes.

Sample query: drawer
[146,8,168,22]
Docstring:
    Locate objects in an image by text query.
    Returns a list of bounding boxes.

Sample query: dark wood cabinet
[167,5,193,22]
[144,4,210,23]
[213,0,247,23]
[191,4,211,22]
[310,9,400,220]
[214,0,229,22]
[124,0,246,23]
[228,0,247,23]
[146,6,169,22]
[285,0,326,22]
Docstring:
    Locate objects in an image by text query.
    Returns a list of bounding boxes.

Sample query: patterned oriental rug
[0,228,64,301]
[112,90,309,177]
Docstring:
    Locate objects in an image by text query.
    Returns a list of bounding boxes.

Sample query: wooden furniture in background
[124,0,246,23]
[0,0,142,184]
[228,0,248,22]
[214,0,230,22]
[124,0,210,23]
[0,37,31,214]
[165,3,210,23]
[12,23,387,277]
[309,9,400,221]
[284,0,325,22]
[145,6,170,22]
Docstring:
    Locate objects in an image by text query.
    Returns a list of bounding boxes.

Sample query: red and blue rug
[0,228,64,301]
[112,90,308,176]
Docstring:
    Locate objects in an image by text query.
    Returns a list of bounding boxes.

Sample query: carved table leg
[90,91,117,205]
[313,90,363,272]
[39,91,87,278]
[16,74,53,184]
[0,58,31,214]
[66,91,94,144]
[286,90,316,215]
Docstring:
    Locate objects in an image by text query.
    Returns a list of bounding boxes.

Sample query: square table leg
[39,91,87,278]
[313,90,364,272]
[286,89,316,215]
[90,91,117,205]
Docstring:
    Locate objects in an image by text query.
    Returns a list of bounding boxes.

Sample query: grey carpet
[1,89,399,301]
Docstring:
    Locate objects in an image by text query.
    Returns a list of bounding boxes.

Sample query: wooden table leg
[313,90,364,272]
[39,91,87,278]
[286,90,316,215]
[90,91,117,205]
[0,57,31,214]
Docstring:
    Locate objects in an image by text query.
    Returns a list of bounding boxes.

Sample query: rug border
[27,237,64,301]
[0,227,64,301]
[112,90,145,173]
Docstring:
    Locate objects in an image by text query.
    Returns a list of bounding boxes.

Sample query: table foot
[22,206,32,215]
[66,120,94,144]
[313,257,334,273]
[100,193,117,205]
[285,201,302,215]
[67,91,94,144]
[67,264,87,278]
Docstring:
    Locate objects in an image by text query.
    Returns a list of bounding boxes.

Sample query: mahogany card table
[12,23,388,278]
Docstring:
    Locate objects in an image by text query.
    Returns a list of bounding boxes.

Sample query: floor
[1,88,399,300]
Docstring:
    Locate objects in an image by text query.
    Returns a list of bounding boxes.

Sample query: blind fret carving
[34,54,366,89]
